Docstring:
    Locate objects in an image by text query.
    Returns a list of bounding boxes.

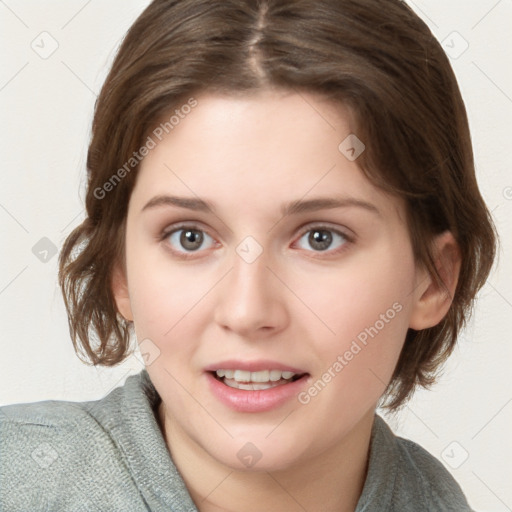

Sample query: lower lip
[206,372,309,412]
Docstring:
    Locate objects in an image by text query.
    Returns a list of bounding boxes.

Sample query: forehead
[131,90,403,222]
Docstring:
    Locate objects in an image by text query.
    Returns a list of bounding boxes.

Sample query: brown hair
[58,0,497,413]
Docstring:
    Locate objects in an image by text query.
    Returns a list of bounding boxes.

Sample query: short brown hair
[58,0,497,413]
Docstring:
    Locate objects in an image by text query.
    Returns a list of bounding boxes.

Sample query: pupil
[310,230,331,251]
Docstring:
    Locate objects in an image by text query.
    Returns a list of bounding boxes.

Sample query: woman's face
[115,89,426,471]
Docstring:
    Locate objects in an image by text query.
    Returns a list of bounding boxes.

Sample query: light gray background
[0,1,510,510]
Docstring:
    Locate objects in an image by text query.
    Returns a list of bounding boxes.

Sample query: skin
[112,88,461,512]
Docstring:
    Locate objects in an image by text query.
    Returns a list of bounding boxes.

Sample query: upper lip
[204,359,308,374]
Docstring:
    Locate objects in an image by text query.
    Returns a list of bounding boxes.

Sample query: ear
[111,263,134,322]
[409,231,461,330]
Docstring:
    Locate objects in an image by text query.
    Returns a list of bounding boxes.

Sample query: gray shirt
[0,370,474,511]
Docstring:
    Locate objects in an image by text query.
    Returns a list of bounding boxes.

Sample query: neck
[158,403,375,512]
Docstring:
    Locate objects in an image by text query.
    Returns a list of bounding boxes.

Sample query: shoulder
[1,395,92,427]
[0,398,103,465]
[358,415,475,511]
[386,418,475,511]
[0,378,149,511]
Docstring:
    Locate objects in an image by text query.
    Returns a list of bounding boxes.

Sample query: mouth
[204,360,310,412]
[210,369,307,391]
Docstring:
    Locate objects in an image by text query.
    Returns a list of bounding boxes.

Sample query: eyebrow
[141,194,381,217]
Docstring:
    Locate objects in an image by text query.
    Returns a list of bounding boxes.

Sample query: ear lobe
[409,231,461,330]
[111,263,134,322]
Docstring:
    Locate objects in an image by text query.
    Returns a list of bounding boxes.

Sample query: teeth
[269,370,282,381]
[224,380,283,391]
[244,370,269,383]
[234,370,252,382]
[215,369,298,382]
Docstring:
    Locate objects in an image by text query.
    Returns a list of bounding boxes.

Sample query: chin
[198,434,309,473]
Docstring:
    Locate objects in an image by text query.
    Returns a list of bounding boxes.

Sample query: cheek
[124,239,205,343]
[296,242,415,394]
[301,242,414,338]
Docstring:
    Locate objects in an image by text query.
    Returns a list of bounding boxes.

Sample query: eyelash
[159,222,354,260]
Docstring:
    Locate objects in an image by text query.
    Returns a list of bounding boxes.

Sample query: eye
[294,225,351,255]
[161,223,216,258]
[160,222,352,260]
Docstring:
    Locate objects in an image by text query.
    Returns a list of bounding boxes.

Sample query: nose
[213,247,289,338]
